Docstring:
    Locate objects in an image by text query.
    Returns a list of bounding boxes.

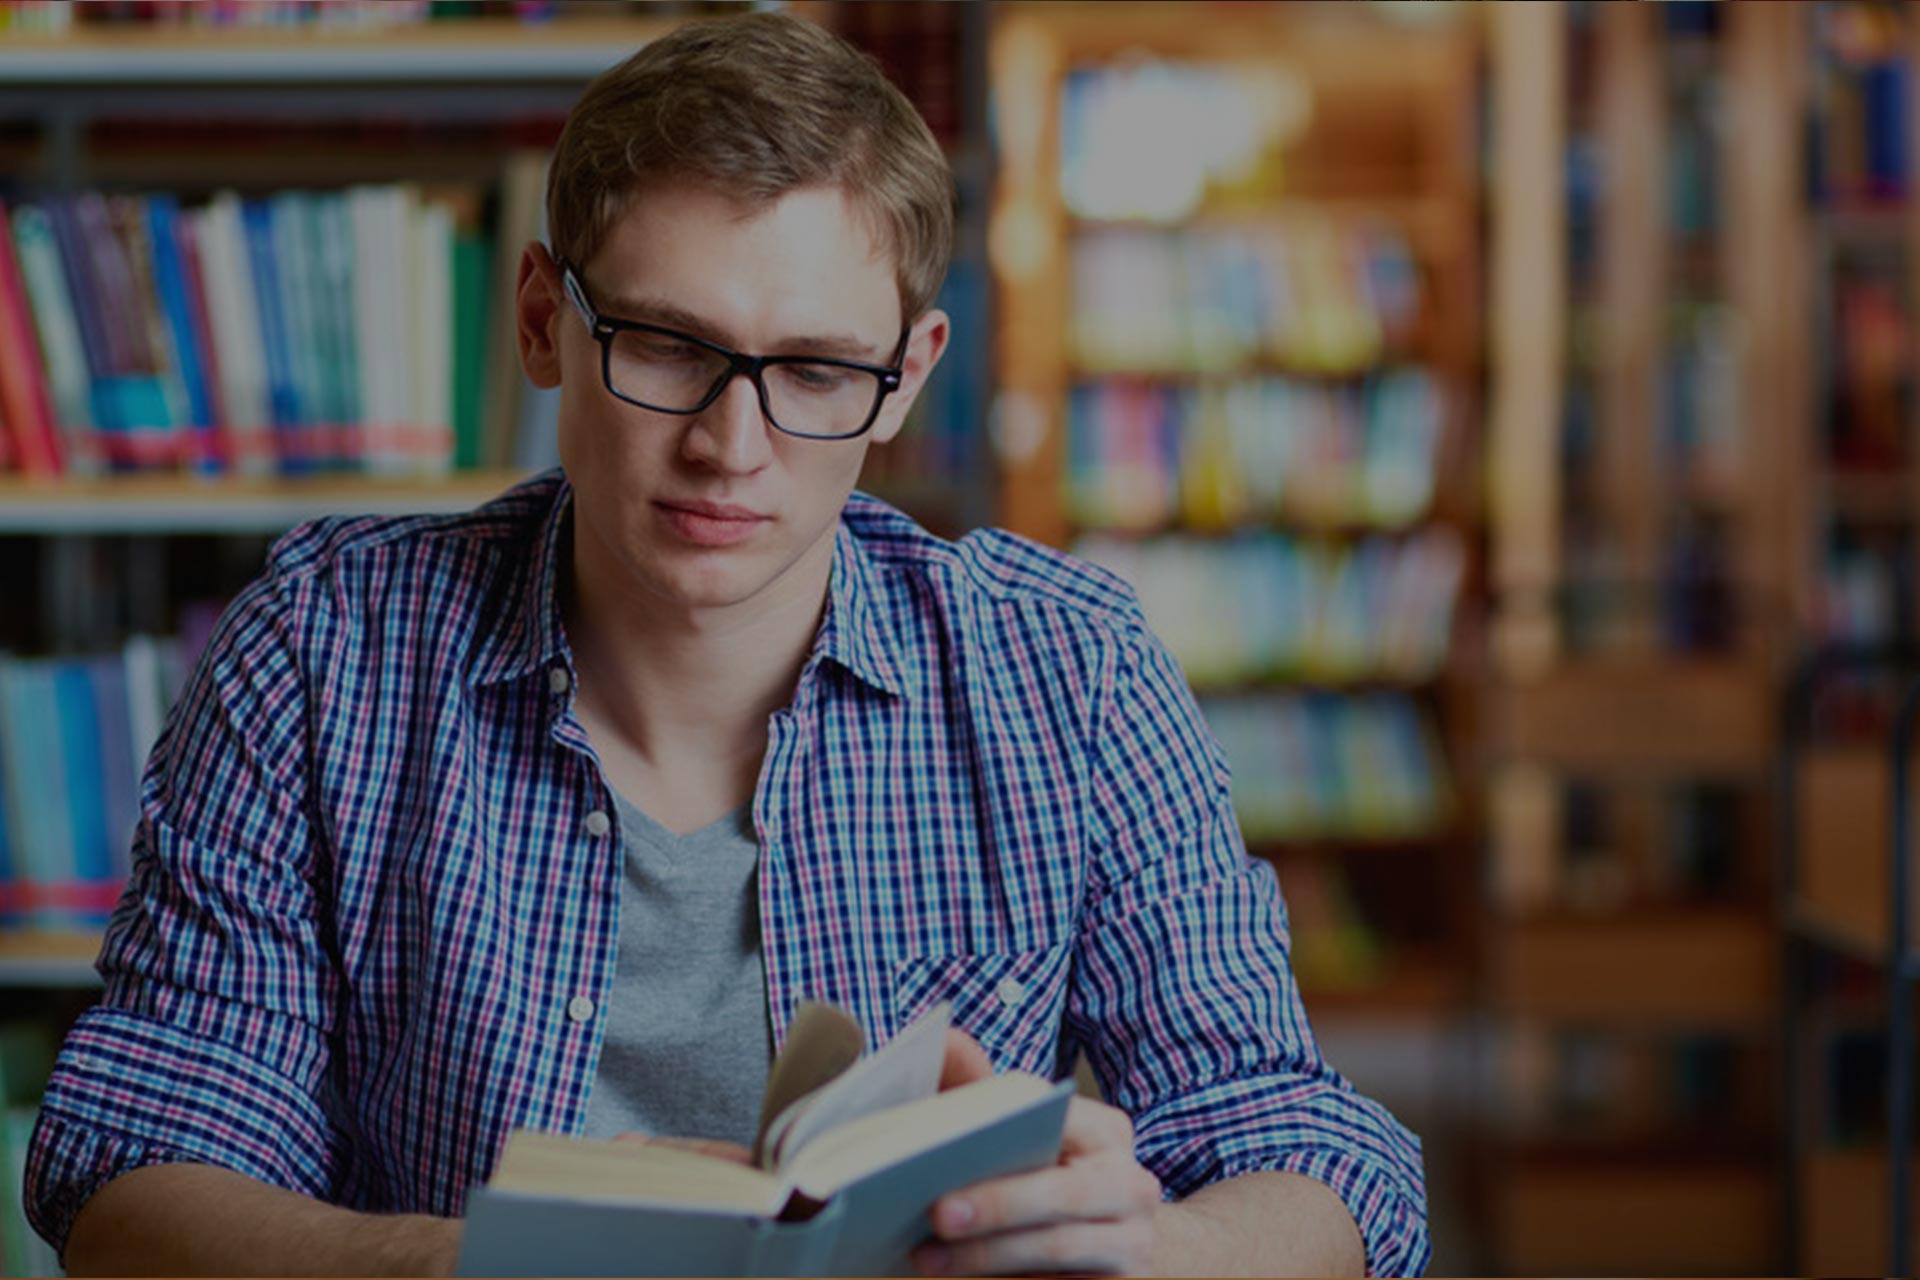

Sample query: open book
[455,1002,1075,1277]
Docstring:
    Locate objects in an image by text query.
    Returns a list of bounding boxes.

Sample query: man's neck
[562,520,833,827]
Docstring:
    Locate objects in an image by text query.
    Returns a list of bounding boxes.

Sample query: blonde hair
[547,11,954,319]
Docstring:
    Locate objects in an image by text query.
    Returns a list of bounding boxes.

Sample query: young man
[30,13,1427,1277]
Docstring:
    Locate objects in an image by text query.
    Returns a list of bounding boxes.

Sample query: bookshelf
[1484,2,1800,1274]
[988,1,1482,1030]
[1780,5,1920,1275]
[0,10,998,1270]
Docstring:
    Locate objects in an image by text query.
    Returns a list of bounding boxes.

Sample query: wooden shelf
[0,929,103,988]
[1801,1148,1920,1276]
[1495,907,1776,1030]
[1069,195,1468,249]
[0,17,683,83]
[1491,658,1774,776]
[0,469,533,535]
[1299,955,1466,1021]
[1792,747,1920,961]
[1494,1156,1775,1276]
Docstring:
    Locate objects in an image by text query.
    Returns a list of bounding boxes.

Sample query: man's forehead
[584,185,904,353]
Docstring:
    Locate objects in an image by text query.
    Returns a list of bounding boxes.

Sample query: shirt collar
[470,474,912,701]
[816,519,912,700]
[469,471,572,689]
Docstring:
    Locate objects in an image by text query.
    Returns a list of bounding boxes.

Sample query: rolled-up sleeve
[25,570,343,1259]
[1069,626,1430,1277]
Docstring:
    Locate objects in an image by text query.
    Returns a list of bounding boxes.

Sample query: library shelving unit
[988,2,1482,1034]
[1484,3,1804,1274]
[0,4,994,1267]
[1780,3,1920,1274]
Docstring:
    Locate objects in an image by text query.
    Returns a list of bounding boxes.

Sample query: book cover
[411,196,455,474]
[195,195,274,476]
[0,199,62,477]
[451,226,491,471]
[171,206,233,471]
[456,1003,1074,1278]
[268,192,327,471]
[52,661,116,921]
[481,151,548,469]
[109,193,191,449]
[313,192,363,468]
[241,196,305,467]
[87,654,139,883]
[146,194,221,471]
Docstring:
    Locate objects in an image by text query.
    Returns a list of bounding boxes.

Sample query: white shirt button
[567,996,596,1024]
[585,809,611,837]
[995,978,1026,1007]
[548,667,571,695]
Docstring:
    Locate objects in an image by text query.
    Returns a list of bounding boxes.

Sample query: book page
[487,1129,786,1217]
[752,1002,867,1166]
[763,1002,952,1172]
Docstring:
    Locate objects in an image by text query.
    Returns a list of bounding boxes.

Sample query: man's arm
[65,1165,460,1278]
[1152,1171,1365,1277]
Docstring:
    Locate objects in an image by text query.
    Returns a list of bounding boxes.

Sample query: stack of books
[1065,370,1444,531]
[0,186,491,479]
[1076,527,1465,688]
[0,636,186,928]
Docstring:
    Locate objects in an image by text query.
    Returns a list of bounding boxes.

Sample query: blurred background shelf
[0,929,101,989]
[0,470,532,534]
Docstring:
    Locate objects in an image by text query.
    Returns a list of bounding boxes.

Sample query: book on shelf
[1066,371,1445,533]
[1200,692,1447,841]
[1076,527,1464,687]
[457,1001,1074,1279]
[1069,223,1422,377]
[0,635,183,929]
[0,177,549,482]
[1811,3,1913,207]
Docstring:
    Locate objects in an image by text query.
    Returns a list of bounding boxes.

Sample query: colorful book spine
[146,194,222,472]
[0,200,62,477]
[247,195,309,468]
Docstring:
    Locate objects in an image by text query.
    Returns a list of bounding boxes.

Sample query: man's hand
[911,1029,1162,1276]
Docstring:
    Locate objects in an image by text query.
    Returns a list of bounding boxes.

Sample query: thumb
[939,1026,995,1089]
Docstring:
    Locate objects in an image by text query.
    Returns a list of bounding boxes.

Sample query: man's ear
[516,241,566,390]
[868,307,950,446]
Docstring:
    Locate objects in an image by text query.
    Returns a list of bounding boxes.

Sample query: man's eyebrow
[601,293,895,362]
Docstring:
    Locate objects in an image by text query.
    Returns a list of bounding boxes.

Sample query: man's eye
[637,336,702,361]
[784,364,851,392]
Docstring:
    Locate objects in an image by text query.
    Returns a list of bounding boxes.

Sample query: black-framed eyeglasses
[558,258,909,441]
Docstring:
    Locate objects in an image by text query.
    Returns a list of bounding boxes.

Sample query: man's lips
[655,499,770,522]
[653,499,771,548]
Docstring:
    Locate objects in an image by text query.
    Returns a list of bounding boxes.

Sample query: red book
[0,199,63,477]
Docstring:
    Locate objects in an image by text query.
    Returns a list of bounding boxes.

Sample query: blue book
[456,1003,1072,1279]
[241,197,306,468]
[146,194,219,466]
[0,662,74,926]
[53,662,111,895]
[88,654,139,883]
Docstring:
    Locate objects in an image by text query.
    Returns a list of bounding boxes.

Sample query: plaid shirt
[27,471,1428,1275]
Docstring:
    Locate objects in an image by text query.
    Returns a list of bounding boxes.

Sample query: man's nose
[681,371,775,473]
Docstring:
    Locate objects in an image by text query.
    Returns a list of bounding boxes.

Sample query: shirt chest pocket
[890,944,1073,1078]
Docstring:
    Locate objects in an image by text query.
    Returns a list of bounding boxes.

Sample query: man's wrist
[368,1212,463,1277]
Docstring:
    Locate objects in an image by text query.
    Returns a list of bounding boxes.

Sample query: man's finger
[932,1153,1161,1239]
[916,1217,1155,1278]
[1058,1096,1135,1158]
[939,1027,995,1089]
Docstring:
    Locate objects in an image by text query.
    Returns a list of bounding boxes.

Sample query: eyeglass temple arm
[557,258,598,333]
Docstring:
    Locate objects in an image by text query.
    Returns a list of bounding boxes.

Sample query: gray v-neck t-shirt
[580,788,773,1147]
